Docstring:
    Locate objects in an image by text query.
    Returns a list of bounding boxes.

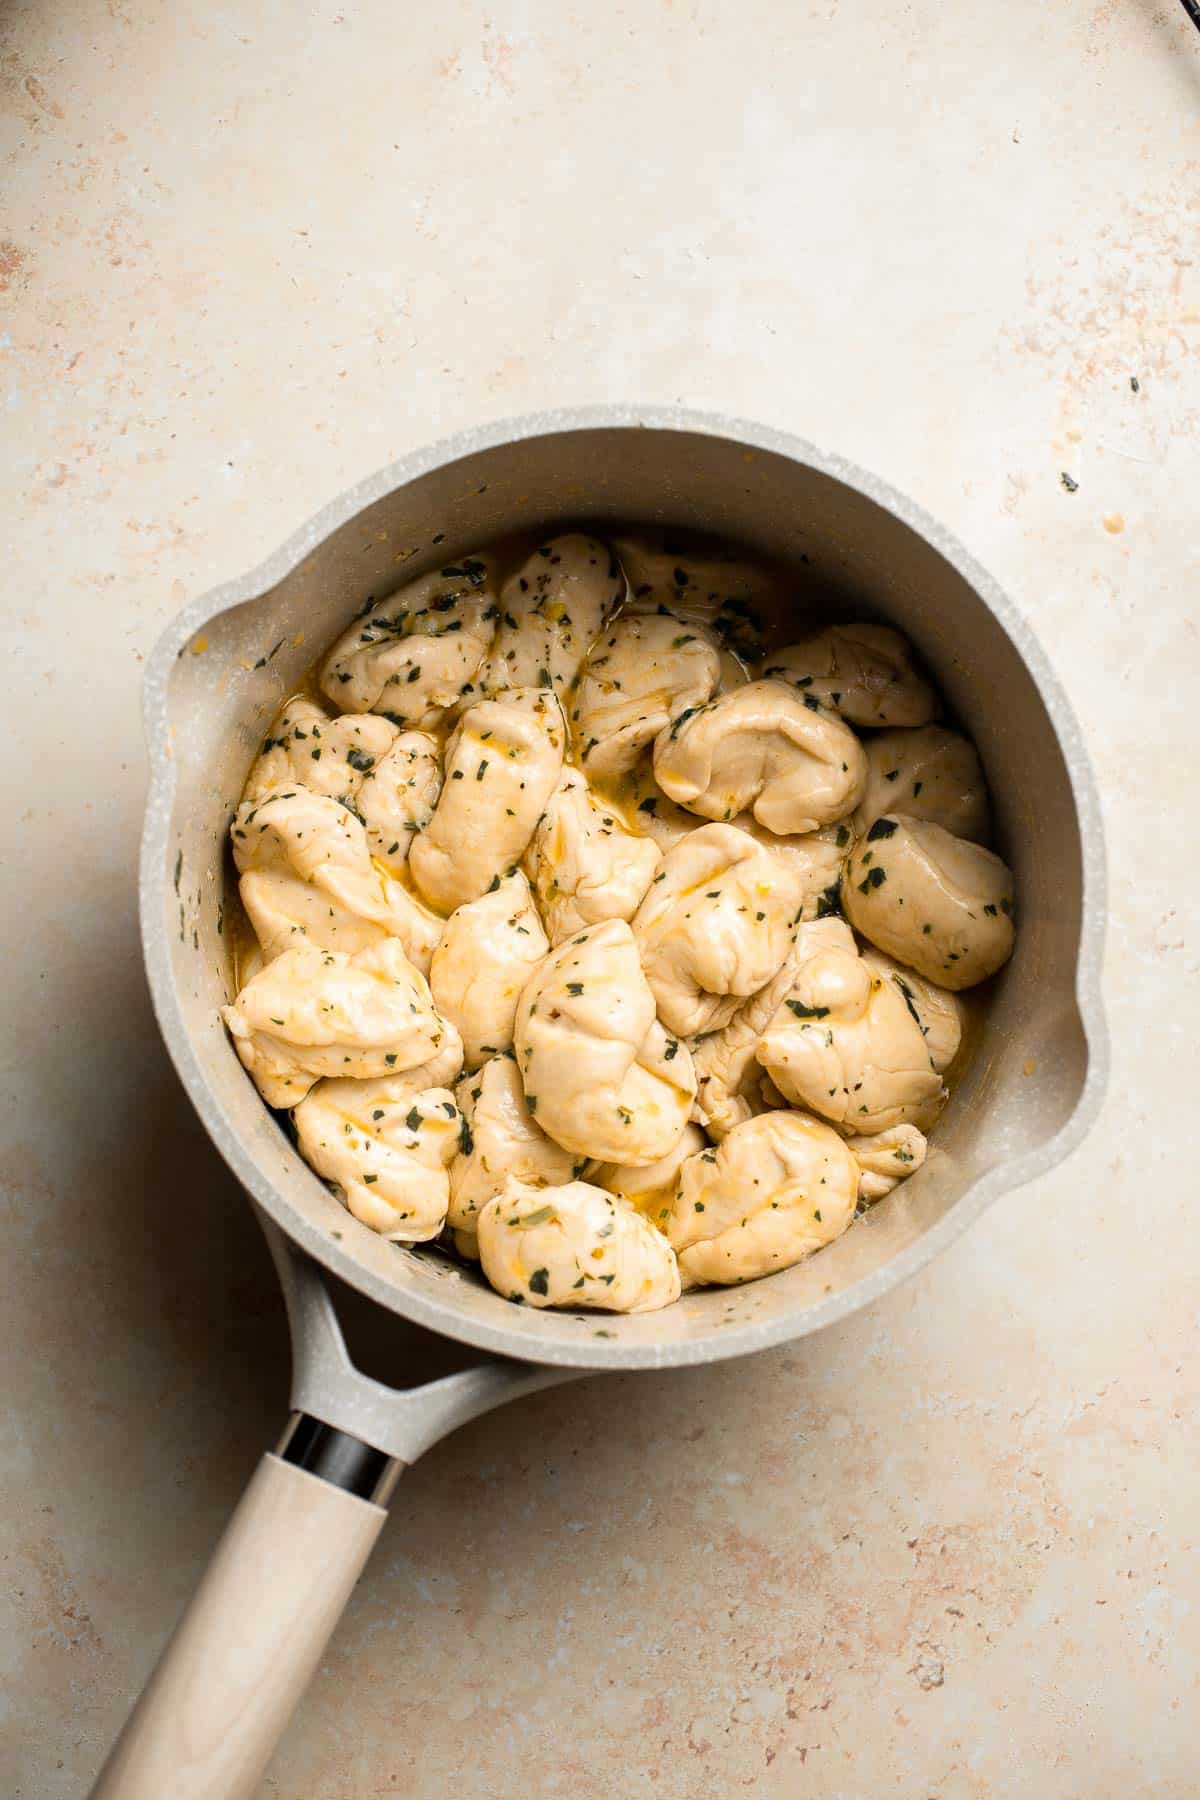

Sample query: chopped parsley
[786,999,830,1020]
[893,973,923,1028]
[815,881,841,919]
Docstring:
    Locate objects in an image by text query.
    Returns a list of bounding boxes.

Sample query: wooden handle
[91,1452,388,1799]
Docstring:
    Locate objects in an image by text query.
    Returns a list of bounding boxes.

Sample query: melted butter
[370,851,452,921]
[228,880,261,993]
[626,1179,677,1230]
[589,767,642,820]
[941,984,989,1096]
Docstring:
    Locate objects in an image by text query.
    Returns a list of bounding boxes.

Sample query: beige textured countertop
[3,3,1198,1794]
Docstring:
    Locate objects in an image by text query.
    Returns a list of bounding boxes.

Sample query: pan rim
[139,403,1109,1371]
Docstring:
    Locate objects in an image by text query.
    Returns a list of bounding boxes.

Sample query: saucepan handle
[92,1224,580,1796]
[91,1446,395,1799]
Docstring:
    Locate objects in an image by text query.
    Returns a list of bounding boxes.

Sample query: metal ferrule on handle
[276,1413,404,1507]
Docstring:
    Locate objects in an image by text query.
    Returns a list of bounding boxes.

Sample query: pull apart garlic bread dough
[624,598,750,698]
[430,871,549,1068]
[573,611,723,778]
[852,726,990,845]
[860,948,967,1074]
[613,535,770,665]
[242,695,443,877]
[356,732,442,873]
[755,919,964,1135]
[631,822,805,1038]
[842,1123,928,1200]
[690,916,850,1141]
[409,686,565,914]
[653,679,867,835]
[844,815,1014,990]
[513,918,697,1165]
[475,534,624,702]
[233,790,391,962]
[222,525,1015,1312]
[319,556,500,726]
[448,1056,581,1253]
[729,814,851,921]
[293,1052,464,1242]
[589,1122,708,1232]
[763,623,936,728]
[478,1179,681,1313]
[524,765,662,945]
[231,787,444,972]
[665,1111,859,1287]
[223,938,459,1109]
[243,697,400,810]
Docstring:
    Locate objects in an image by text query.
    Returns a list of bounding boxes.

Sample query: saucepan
[94,407,1108,1798]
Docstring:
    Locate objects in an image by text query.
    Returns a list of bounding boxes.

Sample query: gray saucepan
[93,407,1108,1799]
